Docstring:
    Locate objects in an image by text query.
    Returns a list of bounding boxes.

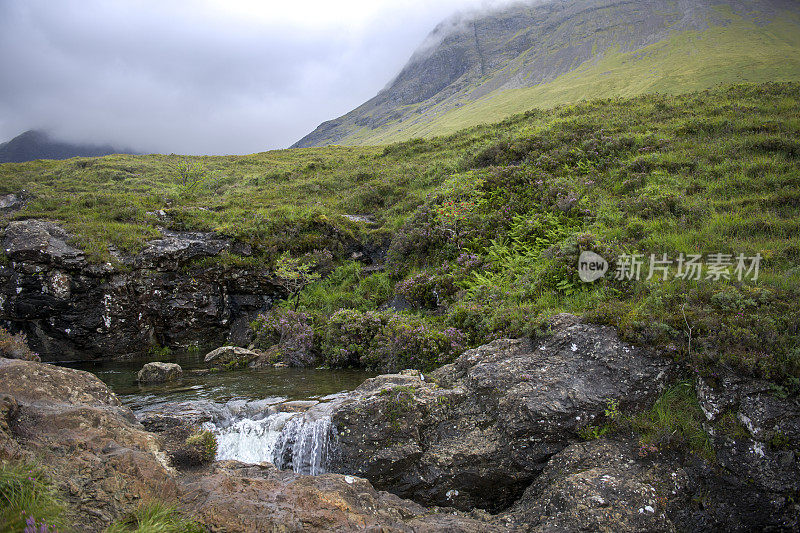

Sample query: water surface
[65,352,375,412]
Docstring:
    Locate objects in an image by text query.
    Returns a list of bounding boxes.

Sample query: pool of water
[63,353,375,412]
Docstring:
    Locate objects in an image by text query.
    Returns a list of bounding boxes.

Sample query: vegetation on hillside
[1,82,799,389]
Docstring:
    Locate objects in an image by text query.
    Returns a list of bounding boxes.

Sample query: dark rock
[677,366,800,531]
[0,219,277,360]
[137,362,183,383]
[502,438,682,532]
[329,317,674,511]
[204,345,260,369]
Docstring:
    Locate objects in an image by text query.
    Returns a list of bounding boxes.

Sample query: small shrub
[321,309,466,372]
[184,430,218,464]
[252,308,315,367]
[368,315,466,372]
[0,327,39,362]
[321,309,385,367]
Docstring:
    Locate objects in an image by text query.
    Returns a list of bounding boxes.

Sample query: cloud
[0,0,521,154]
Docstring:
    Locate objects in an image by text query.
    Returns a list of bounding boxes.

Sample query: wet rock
[180,461,506,533]
[204,345,260,369]
[0,191,28,213]
[0,219,277,361]
[2,219,84,267]
[279,400,320,413]
[330,317,674,511]
[0,358,177,532]
[137,362,183,383]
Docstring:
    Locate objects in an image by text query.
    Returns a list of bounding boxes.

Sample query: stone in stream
[137,361,183,383]
[204,345,260,369]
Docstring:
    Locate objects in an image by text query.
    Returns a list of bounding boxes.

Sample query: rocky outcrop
[502,438,682,532]
[329,317,674,511]
[137,362,183,383]
[0,357,507,532]
[0,219,278,360]
[181,461,503,533]
[204,345,260,369]
[0,358,177,531]
[686,366,800,530]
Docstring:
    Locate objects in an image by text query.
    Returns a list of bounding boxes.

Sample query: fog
[0,0,524,155]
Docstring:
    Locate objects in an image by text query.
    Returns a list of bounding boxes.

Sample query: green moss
[185,430,218,463]
[379,386,417,429]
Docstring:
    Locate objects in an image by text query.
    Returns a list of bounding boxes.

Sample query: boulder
[204,346,260,369]
[329,316,674,511]
[180,461,505,533]
[0,358,177,532]
[137,362,183,383]
[502,438,683,532]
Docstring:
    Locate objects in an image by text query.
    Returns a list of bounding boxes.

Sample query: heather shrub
[366,314,466,372]
[321,309,466,372]
[0,327,39,362]
[252,308,316,367]
[395,270,458,310]
[321,309,385,367]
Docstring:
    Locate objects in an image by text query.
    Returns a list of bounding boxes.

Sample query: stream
[64,353,375,475]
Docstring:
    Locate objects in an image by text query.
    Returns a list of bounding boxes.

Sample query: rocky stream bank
[1,315,799,531]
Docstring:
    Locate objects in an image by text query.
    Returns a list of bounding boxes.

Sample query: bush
[252,308,316,367]
[368,315,466,372]
[321,309,385,367]
[184,430,218,464]
[395,270,458,310]
[0,461,66,532]
[0,327,39,362]
[321,309,467,372]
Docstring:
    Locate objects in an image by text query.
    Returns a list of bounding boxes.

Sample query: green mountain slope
[293,0,800,147]
[2,82,799,386]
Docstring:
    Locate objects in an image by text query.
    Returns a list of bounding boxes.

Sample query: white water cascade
[202,399,338,475]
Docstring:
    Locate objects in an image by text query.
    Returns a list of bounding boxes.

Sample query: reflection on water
[63,352,375,412]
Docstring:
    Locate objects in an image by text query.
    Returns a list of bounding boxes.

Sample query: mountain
[293,0,800,148]
[0,130,136,163]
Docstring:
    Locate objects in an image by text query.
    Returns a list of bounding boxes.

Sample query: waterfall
[201,399,338,475]
[212,411,296,465]
[271,414,336,476]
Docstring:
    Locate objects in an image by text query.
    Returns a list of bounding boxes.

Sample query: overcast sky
[0,0,513,155]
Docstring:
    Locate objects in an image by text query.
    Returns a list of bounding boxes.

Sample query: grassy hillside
[338,10,800,145]
[2,82,799,388]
